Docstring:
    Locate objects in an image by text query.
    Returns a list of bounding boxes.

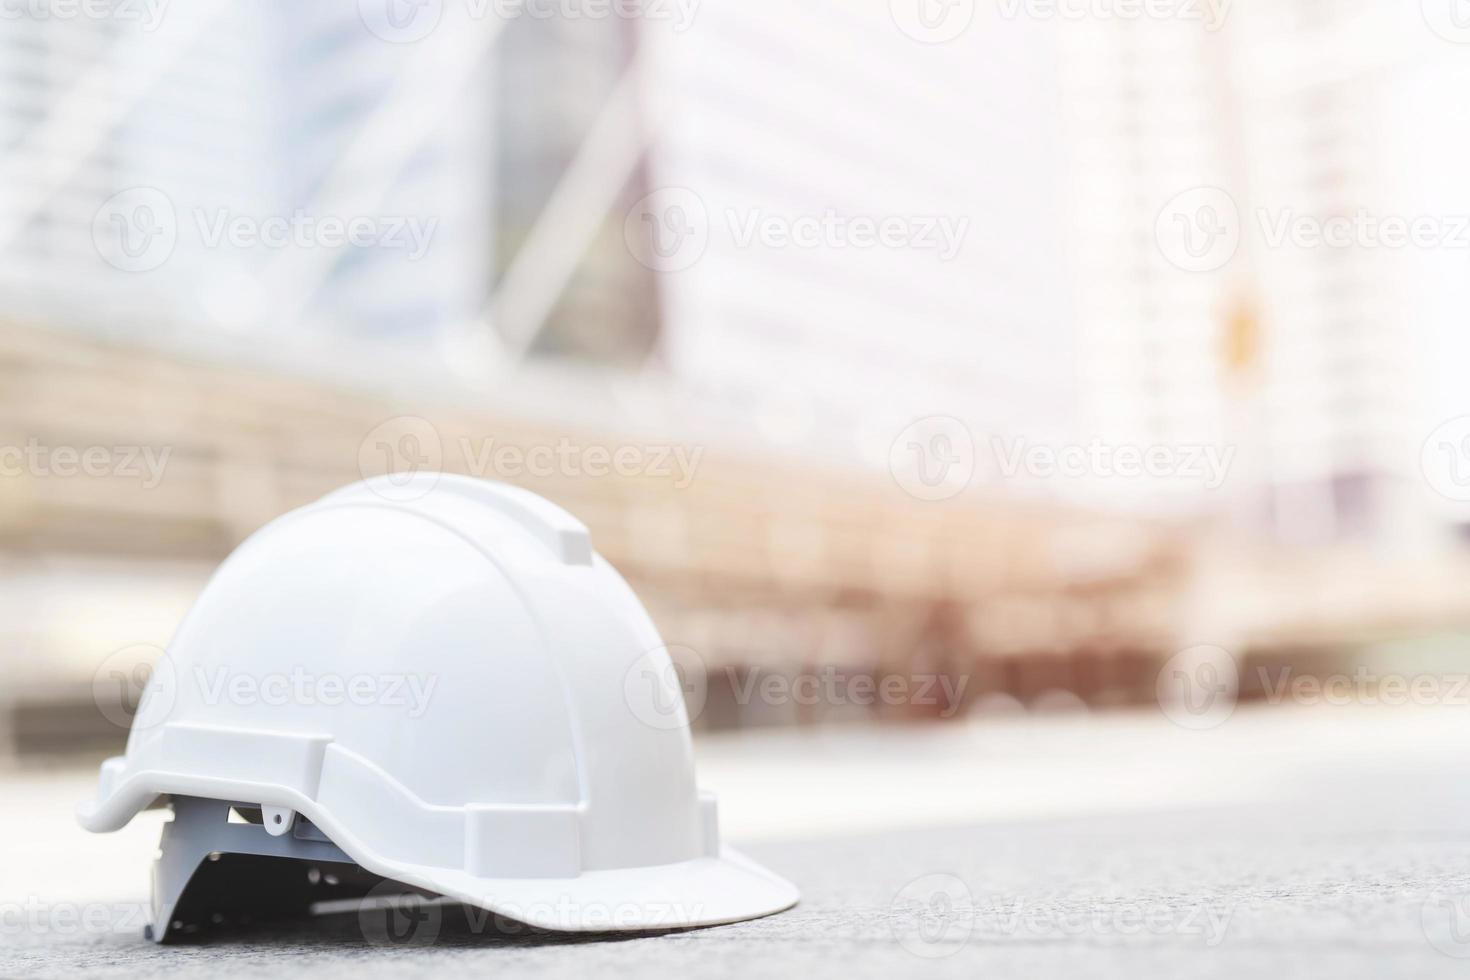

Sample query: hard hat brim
[81,771,798,934]
[399,845,799,932]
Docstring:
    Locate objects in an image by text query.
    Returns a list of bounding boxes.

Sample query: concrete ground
[5,707,1470,978]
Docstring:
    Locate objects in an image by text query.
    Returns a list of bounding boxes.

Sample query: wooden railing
[0,323,1194,752]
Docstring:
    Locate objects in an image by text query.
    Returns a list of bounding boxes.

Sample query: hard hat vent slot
[151,797,429,944]
[158,851,393,943]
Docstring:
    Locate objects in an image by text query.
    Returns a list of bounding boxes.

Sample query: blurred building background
[3,0,1470,759]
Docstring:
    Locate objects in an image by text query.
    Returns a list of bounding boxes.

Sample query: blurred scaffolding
[3,0,1470,758]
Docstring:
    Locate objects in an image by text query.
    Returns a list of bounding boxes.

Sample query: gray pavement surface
[7,767,1470,979]
[8,711,1470,978]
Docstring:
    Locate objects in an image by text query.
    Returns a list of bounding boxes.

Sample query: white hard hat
[78,474,798,941]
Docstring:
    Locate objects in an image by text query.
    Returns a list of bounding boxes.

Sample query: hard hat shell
[78,474,797,936]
